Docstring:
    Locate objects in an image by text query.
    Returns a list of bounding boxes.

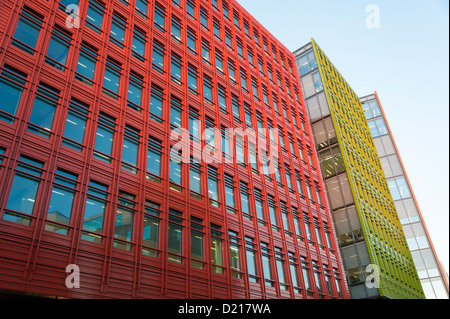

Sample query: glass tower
[361,92,449,299]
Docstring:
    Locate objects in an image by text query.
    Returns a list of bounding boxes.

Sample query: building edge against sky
[293,39,424,299]
[0,0,350,299]
[361,92,449,299]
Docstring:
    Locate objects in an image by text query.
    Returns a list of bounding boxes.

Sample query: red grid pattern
[0,0,350,299]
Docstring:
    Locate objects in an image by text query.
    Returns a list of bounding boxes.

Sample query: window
[152,41,165,73]
[281,202,291,236]
[208,166,219,208]
[251,78,259,99]
[362,100,382,120]
[28,83,60,138]
[191,217,204,269]
[231,94,240,121]
[171,16,181,42]
[110,13,126,47]
[301,257,313,296]
[275,247,287,290]
[150,85,164,122]
[188,65,198,94]
[203,76,213,104]
[187,0,196,18]
[169,159,182,192]
[154,3,165,31]
[218,85,227,113]
[261,242,273,286]
[240,69,248,91]
[245,237,258,283]
[102,58,121,99]
[46,26,71,71]
[142,201,160,257]
[268,196,278,231]
[325,269,334,297]
[114,192,136,250]
[289,253,301,294]
[147,137,162,183]
[121,125,140,174]
[136,0,148,18]
[75,43,97,86]
[12,8,43,54]
[189,109,200,141]
[334,270,343,298]
[292,209,303,239]
[304,214,313,243]
[168,209,183,263]
[187,28,197,53]
[62,98,89,151]
[132,26,146,60]
[216,50,224,73]
[81,180,108,243]
[388,177,411,200]
[3,156,44,225]
[240,182,251,220]
[86,0,104,32]
[224,174,236,213]
[200,8,209,30]
[314,218,324,249]
[93,112,116,163]
[211,224,224,274]
[128,72,144,112]
[254,189,265,225]
[367,118,388,137]
[0,65,27,123]
[170,96,182,129]
[189,161,201,199]
[312,71,323,92]
[201,39,210,63]
[313,261,324,297]
[229,231,241,278]
[227,60,236,83]
[171,54,182,84]
[213,19,221,39]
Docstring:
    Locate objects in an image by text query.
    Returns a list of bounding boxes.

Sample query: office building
[361,92,449,299]
[0,0,349,299]
[293,40,424,299]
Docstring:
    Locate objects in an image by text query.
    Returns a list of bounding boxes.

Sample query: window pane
[0,76,24,119]
[63,109,87,145]
[47,185,74,225]
[114,208,134,242]
[94,125,114,156]
[143,215,159,249]
[169,161,182,185]
[168,223,182,256]
[13,15,41,52]
[83,196,105,233]
[29,96,57,132]
[46,33,70,68]
[6,174,39,215]
[211,237,223,268]
[190,169,201,193]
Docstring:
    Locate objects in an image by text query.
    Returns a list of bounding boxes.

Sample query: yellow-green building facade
[293,39,424,299]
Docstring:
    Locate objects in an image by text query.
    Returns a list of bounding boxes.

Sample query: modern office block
[294,40,424,299]
[0,0,349,299]
[361,92,449,299]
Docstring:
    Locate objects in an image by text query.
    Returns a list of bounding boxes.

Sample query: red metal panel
[0,0,350,299]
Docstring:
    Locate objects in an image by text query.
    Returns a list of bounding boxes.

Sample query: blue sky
[237,0,449,275]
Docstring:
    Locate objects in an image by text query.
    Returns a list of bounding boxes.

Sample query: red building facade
[0,0,349,299]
